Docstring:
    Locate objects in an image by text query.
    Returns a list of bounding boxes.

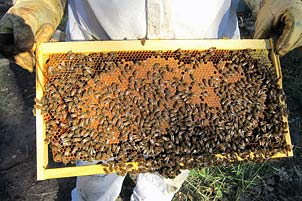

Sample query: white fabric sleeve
[131,170,190,201]
[71,160,126,201]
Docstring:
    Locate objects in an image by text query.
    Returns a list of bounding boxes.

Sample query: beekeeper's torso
[67,0,240,41]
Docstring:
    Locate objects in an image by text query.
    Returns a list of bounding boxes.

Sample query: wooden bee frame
[36,39,293,180]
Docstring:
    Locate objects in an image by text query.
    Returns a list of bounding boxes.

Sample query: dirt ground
[0,3,301,201]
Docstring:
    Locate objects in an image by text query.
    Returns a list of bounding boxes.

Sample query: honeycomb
[36,47,290,178]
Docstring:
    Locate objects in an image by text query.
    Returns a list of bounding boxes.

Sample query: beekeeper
[0,0,301,201]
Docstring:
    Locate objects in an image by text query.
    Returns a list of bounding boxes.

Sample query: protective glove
[253,0,302,56]
[0,0,66,72]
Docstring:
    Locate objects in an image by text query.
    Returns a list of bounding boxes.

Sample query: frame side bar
[36,43,48,180]
[269,39,293,157]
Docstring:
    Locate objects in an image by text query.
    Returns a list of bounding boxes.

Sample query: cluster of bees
[37,47,290,178]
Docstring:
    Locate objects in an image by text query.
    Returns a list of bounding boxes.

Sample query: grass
[175,162,268,201]
[176,157,302,201]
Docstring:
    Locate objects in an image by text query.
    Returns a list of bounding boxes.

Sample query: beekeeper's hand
[0,0,66,72]
[254,0,302,56]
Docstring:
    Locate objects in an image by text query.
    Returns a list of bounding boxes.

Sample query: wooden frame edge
[36,43,48,180]
[38,39,271,54]
[269,39,293,157]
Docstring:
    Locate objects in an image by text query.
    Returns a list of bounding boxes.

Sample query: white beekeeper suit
[67,0,240,200]
[67,0,240,41]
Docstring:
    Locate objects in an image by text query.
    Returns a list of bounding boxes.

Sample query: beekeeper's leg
[131,170,190,201]
[71,161,126,201]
